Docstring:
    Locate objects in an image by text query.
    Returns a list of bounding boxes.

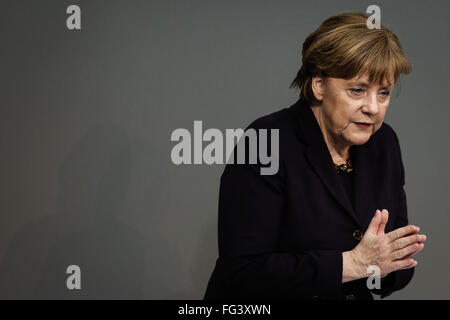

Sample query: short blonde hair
[290,12,411,104]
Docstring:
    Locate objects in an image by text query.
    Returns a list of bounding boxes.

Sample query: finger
[392,242,424,261]
[394,258,418,271]
[367,209,382,235]
[386,225,420,242]
[390,234,427,251]
[401,243,425,259]
[377,209,389,236]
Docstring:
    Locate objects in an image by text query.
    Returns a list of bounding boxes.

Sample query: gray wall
[0,0,448,299]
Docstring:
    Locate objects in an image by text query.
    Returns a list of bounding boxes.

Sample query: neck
[311,105,351,165]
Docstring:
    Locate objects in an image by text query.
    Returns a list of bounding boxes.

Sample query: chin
[347,133,371,146]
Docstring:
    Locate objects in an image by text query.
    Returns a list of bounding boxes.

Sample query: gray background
[0,0,448,299]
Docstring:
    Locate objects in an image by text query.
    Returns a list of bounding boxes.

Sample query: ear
[311,75,325,102]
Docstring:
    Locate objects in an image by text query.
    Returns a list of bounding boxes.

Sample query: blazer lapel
[289,98,363,228]
[351,141,377,231]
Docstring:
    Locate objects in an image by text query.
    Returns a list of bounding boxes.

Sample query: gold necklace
[334,158,353,173]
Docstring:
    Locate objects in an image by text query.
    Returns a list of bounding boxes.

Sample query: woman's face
[312,73,394,146]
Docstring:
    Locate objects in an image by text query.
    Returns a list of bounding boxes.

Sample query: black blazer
[204,98,414,300]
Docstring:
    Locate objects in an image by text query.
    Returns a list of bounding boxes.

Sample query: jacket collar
[288,98,375,229]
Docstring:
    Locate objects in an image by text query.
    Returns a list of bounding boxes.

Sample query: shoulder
[243,105,300,150]
[369,122,405,183]
[370,122,402,154]
[221,105,297,179]
[245,107,294,132]
[372,122,399,141]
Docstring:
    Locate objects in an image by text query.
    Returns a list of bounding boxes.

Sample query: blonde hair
[290,12,411,104]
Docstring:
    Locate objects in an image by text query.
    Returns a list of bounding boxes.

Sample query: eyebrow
[348,81,392,90]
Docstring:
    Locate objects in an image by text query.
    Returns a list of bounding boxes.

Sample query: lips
[354,122,372,129]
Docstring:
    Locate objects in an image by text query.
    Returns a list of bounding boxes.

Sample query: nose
[361,92,379,115]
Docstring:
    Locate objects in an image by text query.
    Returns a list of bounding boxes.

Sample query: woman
[204,12,426,300]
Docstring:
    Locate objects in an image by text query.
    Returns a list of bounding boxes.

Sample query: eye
[350,87,365,95]
[379,90,390,96]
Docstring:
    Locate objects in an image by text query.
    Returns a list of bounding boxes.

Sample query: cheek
[326,95,357,131]
[373,110,388,132]
[332,113,351,132]
[377,105,389,122]
[333,101,356,126]
[340,107,359,128]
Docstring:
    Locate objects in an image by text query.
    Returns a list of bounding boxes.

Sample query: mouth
[354,122,372,128]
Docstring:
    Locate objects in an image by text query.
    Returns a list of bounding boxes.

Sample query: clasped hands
[342,209,426,283]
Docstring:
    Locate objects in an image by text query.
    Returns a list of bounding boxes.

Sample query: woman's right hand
[342,209,426,282]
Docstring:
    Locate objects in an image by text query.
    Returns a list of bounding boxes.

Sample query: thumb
[377,209,389,235]
[367,209,382,235]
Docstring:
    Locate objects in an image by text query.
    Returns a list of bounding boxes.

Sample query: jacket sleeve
[371,129,415,298]
[217,158,343,299]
